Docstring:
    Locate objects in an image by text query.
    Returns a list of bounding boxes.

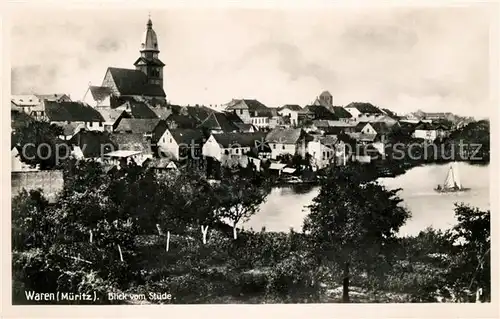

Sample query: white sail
[443,163,461,189]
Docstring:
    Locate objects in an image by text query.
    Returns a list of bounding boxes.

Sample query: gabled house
[278,104,312,126]
[225,99,276,129]
[156,128,204,161]
[265,128,312,159]
[110,96,161,119]
[202,132,267,162]
[11,95,45,119]
[165,113,198,130]
[45,100,106,131]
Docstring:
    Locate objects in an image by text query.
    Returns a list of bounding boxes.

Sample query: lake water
[244,162,490,236]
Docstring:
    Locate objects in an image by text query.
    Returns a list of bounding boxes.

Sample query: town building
[278,104,312,126]
[202,132,267,162]
[265,128,312,159]
[225,99,276,130]
[155,128,204,161]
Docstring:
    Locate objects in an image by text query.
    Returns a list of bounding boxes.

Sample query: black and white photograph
[5,1,496,313]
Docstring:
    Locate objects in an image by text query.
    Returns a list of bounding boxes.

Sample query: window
[240,109,243,115]
[163,137,165,143]
[235,149,239,154]
[273,144,276,149]
[282,145,285,150]
[99,122,103,127]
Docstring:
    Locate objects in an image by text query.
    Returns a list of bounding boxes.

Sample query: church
[84,16,167,108]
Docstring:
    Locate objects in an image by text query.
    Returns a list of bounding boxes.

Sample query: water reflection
[245,162,490,236]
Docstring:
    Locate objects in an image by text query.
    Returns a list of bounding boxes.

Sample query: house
[306,137,334,170]
[44,100,106,131]
[108,133,153,165]
[412,122,450,141]
[11,145,38,172]
[103,150,146,167]
[156,128,204,161]
[114,118,161,134]
[313,120,358,135]
[144,157,178,175]
[11,95,45,119]
[265,128,312,159]
[69,130,117,160]
[357,122,392,142]
[202,132,267,162]
[344,102,384,119]
[82,85,113,107]
[96,108,129,132]
[225,99,276,129]
[165,113,198,130]
[278,104,312,127]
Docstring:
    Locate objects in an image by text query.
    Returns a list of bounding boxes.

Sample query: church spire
[134,15,165,89]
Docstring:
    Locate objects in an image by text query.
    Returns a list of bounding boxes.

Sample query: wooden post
[201,225,209,244]
[117,244,123,262]
[89,230,93,243]
[166,231,170,252]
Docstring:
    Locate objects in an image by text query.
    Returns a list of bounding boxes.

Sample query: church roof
[141,18,160,52]
[133,56,165,67]
[106,67,166,97]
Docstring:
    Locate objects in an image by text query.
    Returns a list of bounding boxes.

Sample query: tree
[444,204,490,302]
[214,173,270,240]
[303,167,411,302]
[13,120,68,169]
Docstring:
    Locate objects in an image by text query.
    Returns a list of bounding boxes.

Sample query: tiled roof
[369,122,392,134]
[165,113,197,129]
[381,108,397,118]
[226,99,269,111]
[96,108,126,124]
[35,93,71,101]
[151,120,169,145]
[150,107,172,120]
[109,133,152,153]
[345,102,383,114]
[282,104,303,112]
[45,101,105,122]
[234,122,255,132]
[355,122,370,131]
[169,129,205,145]
[415,122,448,130]
[111,96,159,119]
[266,128,311,144]
[212,132,267,148]
[70,131,117,158]
[305,104,339,120]
[11,95,41,106]
[186,106,215,123]
[198,112,240,132]
[223,111,244,124]
[133,57,165,67]
[89,86,113,102]
[114,118,161,133]
[331,106,353,118]
[106,67,166,97]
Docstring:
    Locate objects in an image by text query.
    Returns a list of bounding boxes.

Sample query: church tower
[134,16,165,88]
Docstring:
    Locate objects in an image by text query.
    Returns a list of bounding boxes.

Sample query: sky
[10,5,493,117]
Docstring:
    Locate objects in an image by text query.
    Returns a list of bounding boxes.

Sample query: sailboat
[435,163,470,193]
